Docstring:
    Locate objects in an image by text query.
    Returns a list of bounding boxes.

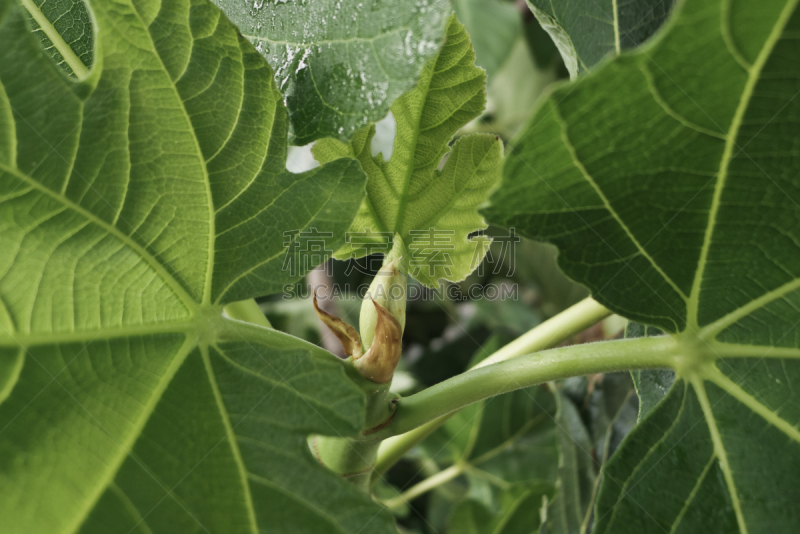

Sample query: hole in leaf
[371,112,396,159]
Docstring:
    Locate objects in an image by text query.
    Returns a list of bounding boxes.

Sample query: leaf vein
[692,378,748,534]
[550,103,689,302]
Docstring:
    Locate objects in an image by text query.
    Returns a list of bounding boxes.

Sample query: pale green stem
[390,336,676,436]
[372,297,611,479]
[223,299,272,328]
[383,463,465,509]
[383,412,548,507]
[472,298,611,369]
[373,418,447,480]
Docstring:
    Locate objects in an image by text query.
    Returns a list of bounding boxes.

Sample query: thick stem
[311,249,406,491]
[389,336,676,436]
[309,380,397,492]
[373,417,448,479]
[373,297,611,478]
[223,299,272,328]
[471,297,611,369]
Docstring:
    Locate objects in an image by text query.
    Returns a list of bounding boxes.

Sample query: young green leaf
[314,15,504,288]
[211,0,450,145]
[0,0,396,532]
[527,0,674,77]
[484,0,800,531]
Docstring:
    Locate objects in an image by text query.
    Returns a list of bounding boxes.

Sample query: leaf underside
[485,0,800,531]
[527,0,674,77]
[211,0,451,145]
[314,15,504,288]
[0,0,397,532]
[22,0,93,78]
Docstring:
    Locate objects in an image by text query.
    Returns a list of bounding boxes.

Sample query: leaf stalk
[386,336,677,437]
[372,297,613,478]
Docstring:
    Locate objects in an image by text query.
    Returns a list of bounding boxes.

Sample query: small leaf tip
[313,293,363,359]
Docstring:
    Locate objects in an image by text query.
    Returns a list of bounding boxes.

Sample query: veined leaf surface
[0,0,396,532]
[485,0,800,531]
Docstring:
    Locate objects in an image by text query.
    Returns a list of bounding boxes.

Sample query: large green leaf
[484,0,800,531]
[314,15,504,287]
[527,0,674,77]
[211,0,450,145]
[0,0,397,531]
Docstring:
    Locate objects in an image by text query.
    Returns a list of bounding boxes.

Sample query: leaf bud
[359,257,407,350]
[354,299,402,383]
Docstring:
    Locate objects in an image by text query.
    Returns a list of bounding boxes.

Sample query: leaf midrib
[66,336,197,534]
[666,454,716,534]
[691,377,748,533]
[603,385,689,533]
[611,0,621,54]
[127,1,216,306]
[391,59,439,236]
[0,162,198,312]
[703,365,800,444]
[0,318,198,346]
[108,483,155,534]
